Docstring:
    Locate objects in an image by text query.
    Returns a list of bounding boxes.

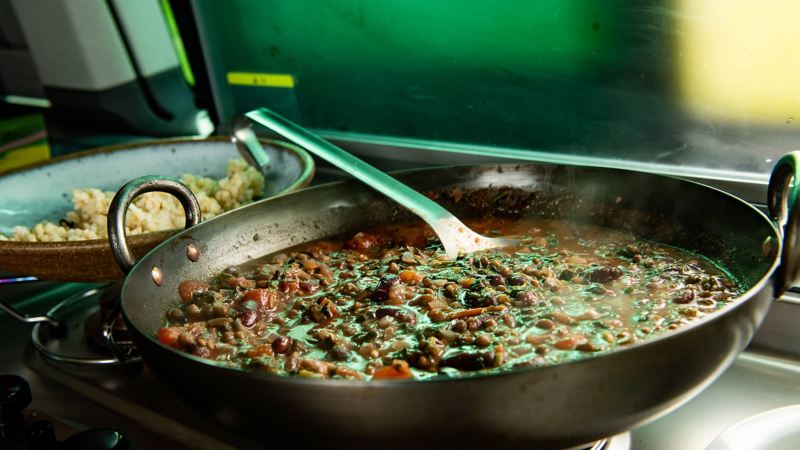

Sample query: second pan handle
[768,151,800,297]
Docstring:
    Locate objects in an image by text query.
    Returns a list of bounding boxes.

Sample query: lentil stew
[158,217,741,381]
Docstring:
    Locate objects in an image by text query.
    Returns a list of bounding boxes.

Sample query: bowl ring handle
[107,176,201,274]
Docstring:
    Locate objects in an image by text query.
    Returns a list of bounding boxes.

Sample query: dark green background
[192,0,795,173]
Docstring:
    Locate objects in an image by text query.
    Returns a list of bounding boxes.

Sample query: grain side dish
[158,217,741,380]
[0,159,264,242]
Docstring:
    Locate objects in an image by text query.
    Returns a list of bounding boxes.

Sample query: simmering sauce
[158,218,741,380]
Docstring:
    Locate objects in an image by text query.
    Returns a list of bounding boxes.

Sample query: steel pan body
[118,164,779,449]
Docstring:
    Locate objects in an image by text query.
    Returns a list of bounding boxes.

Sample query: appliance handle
[768,151,800,297]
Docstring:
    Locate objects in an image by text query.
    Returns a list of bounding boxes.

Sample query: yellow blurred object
[0,114,51,173]
[0,143,50,173]
[678,0,800,125]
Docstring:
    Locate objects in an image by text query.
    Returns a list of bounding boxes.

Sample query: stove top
[2,281,799,449]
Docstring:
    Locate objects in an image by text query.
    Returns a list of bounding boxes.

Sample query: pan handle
[768,152,800,297]
[107,176,201,274]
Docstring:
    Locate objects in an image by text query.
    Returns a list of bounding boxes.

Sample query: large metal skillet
[104,154,800,449]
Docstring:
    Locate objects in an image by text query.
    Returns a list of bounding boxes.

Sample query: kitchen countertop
[633,349,800,448]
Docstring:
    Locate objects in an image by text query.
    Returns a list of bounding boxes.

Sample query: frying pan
[0,137,314,281]
[105,155,799,449]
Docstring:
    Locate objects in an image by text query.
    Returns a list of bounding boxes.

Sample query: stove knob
[57,429,132,450]
[27,420,56,450]
[0,374,32,440]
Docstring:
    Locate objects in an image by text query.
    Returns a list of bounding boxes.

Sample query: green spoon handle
[246,107,453,224]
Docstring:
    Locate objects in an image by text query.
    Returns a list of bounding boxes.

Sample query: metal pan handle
[767,152,800,297]
[107,176,201,274]
[104,176,200,363]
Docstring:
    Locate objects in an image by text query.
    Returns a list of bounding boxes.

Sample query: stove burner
[86,283,135,351]
[31,284,139,366]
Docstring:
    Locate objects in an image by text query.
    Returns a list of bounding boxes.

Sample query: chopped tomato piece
[372,360,413,380]
[243,288,280,310]
[156,327,182,349]
[448,308,484,320]
[178,280,208,304]
[246,345,274,358]
[347,232,382,251]
[278,279,300,293]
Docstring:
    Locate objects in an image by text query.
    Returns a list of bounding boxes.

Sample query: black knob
[27,420,57,450]
[57,429,132,450]
[0,375,32,440]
